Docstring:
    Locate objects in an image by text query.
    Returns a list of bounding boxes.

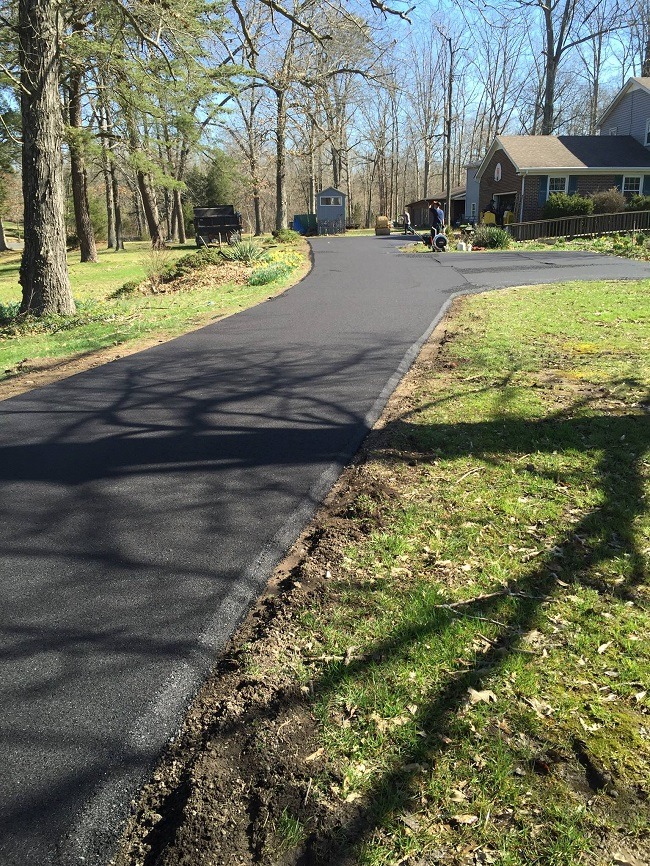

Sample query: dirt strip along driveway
[1,239,649,866]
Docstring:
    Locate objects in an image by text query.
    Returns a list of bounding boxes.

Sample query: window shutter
[537,175,548,206]
[613,175,623,191]
[643,175,650,196]
[567,175,578,194]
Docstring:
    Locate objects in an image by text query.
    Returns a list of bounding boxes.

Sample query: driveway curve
[1,239,649,865]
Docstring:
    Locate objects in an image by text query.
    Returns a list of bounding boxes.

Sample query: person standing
[435,202,445,230]
[429,201,442,232]
[403,209,413,234]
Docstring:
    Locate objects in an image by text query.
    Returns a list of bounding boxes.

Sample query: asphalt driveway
[1,240,649,865]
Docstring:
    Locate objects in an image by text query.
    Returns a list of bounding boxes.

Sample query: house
[316,186,346,234]
[405,185,466,227]
[597,77,650,142]
[475,134,650,223]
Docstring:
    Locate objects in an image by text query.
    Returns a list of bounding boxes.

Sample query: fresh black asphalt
[1,239,649,865]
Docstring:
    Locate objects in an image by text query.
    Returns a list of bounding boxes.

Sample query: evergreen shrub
[542,192,594,219]
[591,187,626,214]
[471,225,511,249]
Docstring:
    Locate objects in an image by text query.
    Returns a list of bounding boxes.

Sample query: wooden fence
[505,209,650,242]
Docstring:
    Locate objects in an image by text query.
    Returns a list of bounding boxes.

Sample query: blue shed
[316,186,346,234]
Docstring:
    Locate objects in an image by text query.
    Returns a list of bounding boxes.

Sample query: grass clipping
[115,279,650,866]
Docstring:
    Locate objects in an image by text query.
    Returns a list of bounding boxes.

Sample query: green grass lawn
[0,241,198,306]
[256,278,650,864]
[0,240,307,380]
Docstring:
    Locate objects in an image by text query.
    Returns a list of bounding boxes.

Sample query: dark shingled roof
[497,135,650,170]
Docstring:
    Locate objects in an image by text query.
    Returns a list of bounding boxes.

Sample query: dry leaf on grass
[524,697,555,718]
[468,688,497,705]
[399,813,422,831]
[452,814,479,825]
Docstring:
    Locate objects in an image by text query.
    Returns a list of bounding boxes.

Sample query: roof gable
[319,186,345,197]
[477,134,650,175]
[598,77,650,129]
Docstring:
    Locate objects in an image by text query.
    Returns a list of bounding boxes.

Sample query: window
[548,176,568,195]
[609,127,618,135]
[623,176,641,195]
[320,196,342,206]
[645,119,650,146]
[470,202,477,217]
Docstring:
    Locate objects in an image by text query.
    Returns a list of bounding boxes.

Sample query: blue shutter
[643,175,650,196]
[567,175,578,194]
[537,175,548,206]
[613,175,623,191]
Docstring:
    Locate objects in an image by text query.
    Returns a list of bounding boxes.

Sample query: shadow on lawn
[298,395,650,863]
[117,386,650,866]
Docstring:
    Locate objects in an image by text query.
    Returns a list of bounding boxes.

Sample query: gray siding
[465,166,480,219]
[600,89,650,145]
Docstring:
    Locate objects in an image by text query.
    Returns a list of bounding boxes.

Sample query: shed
[316,186,346,234]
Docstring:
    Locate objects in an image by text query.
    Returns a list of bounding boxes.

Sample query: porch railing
[505,209,650,242]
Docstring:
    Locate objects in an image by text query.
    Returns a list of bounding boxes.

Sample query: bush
[271,228,300,244]
[626,194,650,211]
[471,225,511,249]
[249,263,291,285]
[110,280,140,298]
[591,187,626,214]
[0,300,20,325]
[167,247,221,278]
[220,239,269,264]
[542,192,594,219]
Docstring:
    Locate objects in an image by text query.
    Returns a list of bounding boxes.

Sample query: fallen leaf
[597,641,612,654]
[468,688,497,705]
[344,792,361,803]
[612,852,646,866]
[399,813,421,831]
[634,691,647,703]
[452,814,479,825]
[450,789,467,802]
[305,748,324,763]
[524,697,555,718]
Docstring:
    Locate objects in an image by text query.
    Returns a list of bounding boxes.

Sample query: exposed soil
[4,269,646,864]
[111,306,650,866]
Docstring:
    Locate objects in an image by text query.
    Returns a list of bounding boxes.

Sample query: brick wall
[479,150,626,222]
[479,150,521,216]
[525,175,621,221]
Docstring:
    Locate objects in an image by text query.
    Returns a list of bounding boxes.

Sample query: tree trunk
[423,146,430,200]
[111,162,124,250]
[18,0,74,316]
[132,182,143,240]
[275,89,288,231]
[103,157,116,248]
[137,173,165,247]
[643,35,650,77]
[541,9,557,135]
[99,104,116,248]
[68,29,98,263]
[173,188,186,243]
[0,217,8,252]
